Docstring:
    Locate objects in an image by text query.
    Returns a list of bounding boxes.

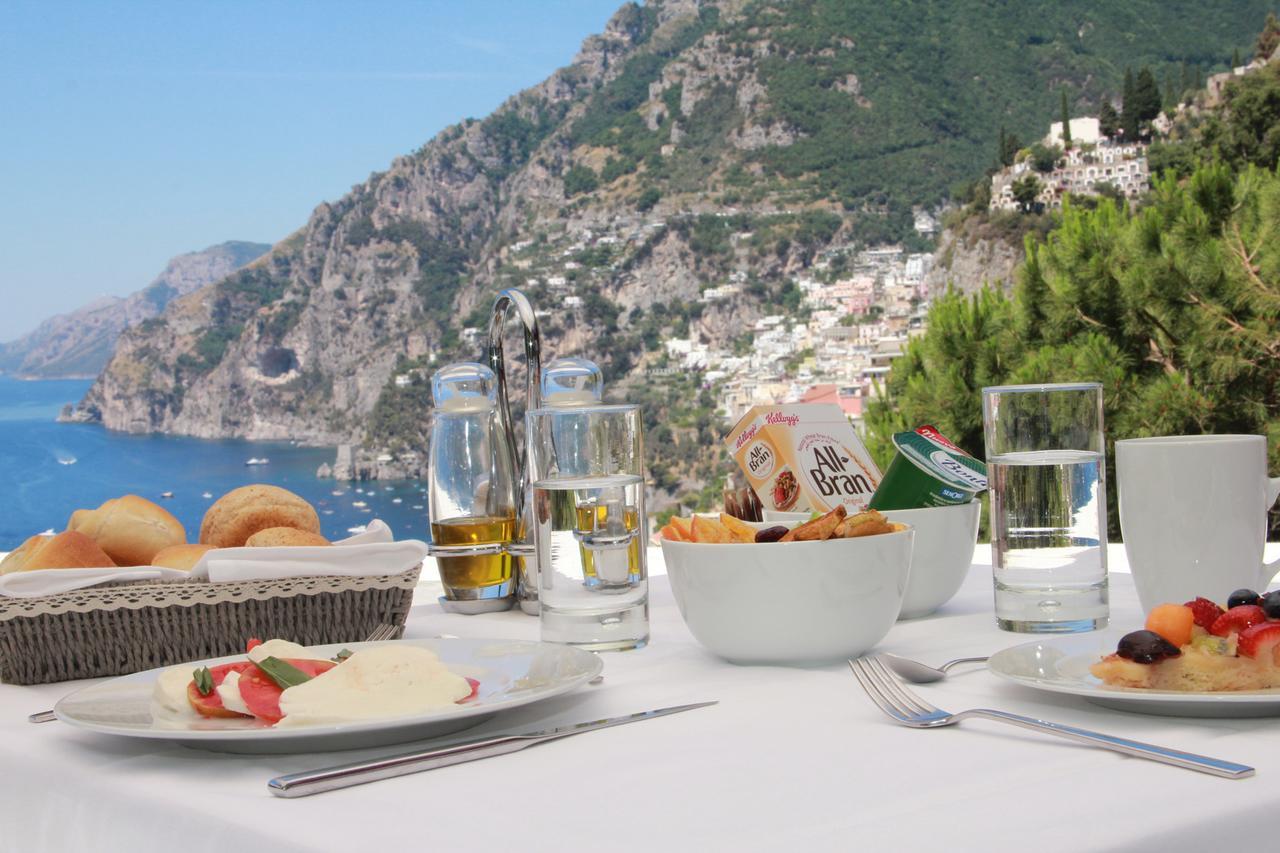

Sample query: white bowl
[883,502,980,619]
[761,510,812,524]
[660,525,914,665]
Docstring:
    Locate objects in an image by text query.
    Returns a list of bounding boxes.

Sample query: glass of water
[982,382,1109,633]
[527,403,648,651]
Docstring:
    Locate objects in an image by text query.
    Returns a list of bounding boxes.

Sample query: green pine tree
[863,287,1018,464]
[1121,67,1137,139]
[1256,12,1280,61]
[1011,175,1042,212]
[1133,67,1162,134]
[999,128,1022,167]
[869,164,1280,537]
[1163,68,1178,111]
[1060,89,1072,149]
[1099,101,1120,139]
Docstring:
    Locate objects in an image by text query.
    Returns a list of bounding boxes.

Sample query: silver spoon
[880,653,989,683]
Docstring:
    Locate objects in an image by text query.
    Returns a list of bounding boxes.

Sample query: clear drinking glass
[982,382,1109,633]
[527,403,648,651]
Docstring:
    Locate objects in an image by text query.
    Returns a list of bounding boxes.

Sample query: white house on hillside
[1044,117,1101,147]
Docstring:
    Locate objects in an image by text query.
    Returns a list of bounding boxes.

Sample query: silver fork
[363,623,401,642]
[848,656,1254,779]
[28,623,405,724]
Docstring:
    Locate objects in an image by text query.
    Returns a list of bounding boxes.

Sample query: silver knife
[267,700,718,798]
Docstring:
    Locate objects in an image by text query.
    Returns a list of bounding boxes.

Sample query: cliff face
[73,2,673,443]
[1,241,268,379]
[924,223,1027,299]
[67,0,1273,470]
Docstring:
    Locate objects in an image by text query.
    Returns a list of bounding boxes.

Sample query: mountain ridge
[68,0,1270,483]
[1,240,269,379]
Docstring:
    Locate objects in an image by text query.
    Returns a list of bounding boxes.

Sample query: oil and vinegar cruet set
[426,290,650,650]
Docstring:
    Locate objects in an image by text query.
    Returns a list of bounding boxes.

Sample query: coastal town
[664,243,932,430]
[452,220,937,435]
[442,114,1128,440]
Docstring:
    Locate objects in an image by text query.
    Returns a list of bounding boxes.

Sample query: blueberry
[1228,589,1261,609]
[1116,630,1182,664]
[1262,591,1280,619]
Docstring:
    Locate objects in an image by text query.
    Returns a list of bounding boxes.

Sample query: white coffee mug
[1116,434,1280,612]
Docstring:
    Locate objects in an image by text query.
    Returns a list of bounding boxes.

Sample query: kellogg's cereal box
[725,404,882,516]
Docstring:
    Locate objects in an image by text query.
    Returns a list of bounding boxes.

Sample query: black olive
[1115,630,1182,664]
[753,525,789,543]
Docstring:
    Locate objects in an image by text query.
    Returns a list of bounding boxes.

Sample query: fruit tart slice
[1091,589,1280,691]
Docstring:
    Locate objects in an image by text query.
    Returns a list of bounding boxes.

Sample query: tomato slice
[186,661,254,719]
[238,659,337,724]
[460,677,480,703]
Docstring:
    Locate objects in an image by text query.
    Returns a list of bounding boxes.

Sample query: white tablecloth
[2,545,1279,853]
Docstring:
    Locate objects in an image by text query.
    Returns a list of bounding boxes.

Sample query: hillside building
[1044,117,1102,147]
[991,118,1149,212]
[1206,45,1280,104]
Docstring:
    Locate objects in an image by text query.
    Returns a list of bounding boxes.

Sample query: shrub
[563,165,599,197]
[636,187,661,211]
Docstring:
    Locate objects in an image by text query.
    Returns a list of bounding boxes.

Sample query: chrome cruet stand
[487,289,542,615]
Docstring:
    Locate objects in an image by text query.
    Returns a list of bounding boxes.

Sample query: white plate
[988,632,1280,718]
[54,638,603,753]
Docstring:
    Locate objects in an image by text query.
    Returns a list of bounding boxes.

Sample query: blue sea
[0,376,431,550]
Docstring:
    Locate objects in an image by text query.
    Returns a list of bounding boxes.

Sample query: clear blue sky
[0,0,624,341]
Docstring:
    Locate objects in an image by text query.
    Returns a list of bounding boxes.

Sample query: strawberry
[1209,604,1267,638]
[1236,622,1280,660]
[1183,597,1225,631]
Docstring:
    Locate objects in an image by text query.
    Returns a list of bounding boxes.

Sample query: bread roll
[0,535,42,574]
[200,485,321,548]
[245,527,331,548]
[67,495,186,566]
[0,531,117,574]
[151,543,215,571]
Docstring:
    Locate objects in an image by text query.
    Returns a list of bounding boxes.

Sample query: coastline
[0,377,431,548]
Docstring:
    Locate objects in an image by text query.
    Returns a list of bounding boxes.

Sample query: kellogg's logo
[765,412,800,428]
[746,440,775,478]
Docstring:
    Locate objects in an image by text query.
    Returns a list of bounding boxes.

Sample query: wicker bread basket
[0,566,421,685]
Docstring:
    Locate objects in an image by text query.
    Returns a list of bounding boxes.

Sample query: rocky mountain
[68,0,1271,484]
[1,241,269,379]
[922,210,1059,299]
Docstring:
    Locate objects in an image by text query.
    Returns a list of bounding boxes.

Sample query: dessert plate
[54,638,603,753]
[988,633,1280,718]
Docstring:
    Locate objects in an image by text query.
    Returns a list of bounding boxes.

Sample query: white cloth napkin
[0,520,427,598]
[0,566,194,597]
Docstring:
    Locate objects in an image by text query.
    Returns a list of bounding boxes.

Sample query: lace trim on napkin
[0,567,421,621]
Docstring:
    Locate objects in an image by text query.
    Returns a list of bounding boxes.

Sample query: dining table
[1,542,1278,853]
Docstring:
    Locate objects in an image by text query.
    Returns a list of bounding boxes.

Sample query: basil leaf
[193,666,214,697]
[256,656,313,690]
[332,648,354,663]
